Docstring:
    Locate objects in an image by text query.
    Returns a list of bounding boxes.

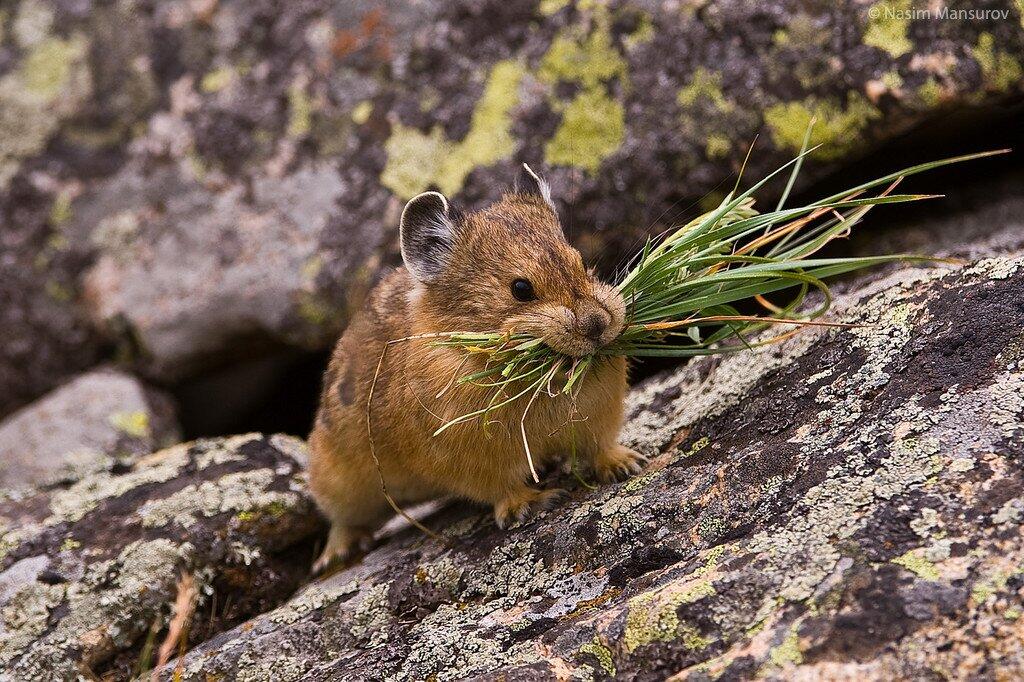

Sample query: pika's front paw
[312,526,374,576]
[494,487,566,529]
[592,445,646,483]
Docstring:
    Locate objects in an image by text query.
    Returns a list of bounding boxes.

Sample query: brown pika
[308,164,644,572]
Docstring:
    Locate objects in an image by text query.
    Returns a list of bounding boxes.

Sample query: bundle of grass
[413,145,1004,482]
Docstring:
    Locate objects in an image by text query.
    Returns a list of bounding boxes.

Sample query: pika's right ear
[400,191,459,283]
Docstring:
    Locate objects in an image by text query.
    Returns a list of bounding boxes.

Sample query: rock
[0,0,166,418]
[2,0,1020,386]
[157,253,1024,680]
[0,433,323,680]
[0,368,179,490]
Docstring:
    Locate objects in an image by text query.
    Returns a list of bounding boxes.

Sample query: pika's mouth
[546,313,623,358]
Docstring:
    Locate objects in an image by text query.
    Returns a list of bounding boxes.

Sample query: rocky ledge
[0,434,323,680]
[3,256,1022,680]
[84,251,1011,680]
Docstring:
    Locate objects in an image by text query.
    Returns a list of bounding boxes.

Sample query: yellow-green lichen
[916,78,944,107]
[697,514,728,540]
[972,32,1023,92]
[624,12,655,49]
[970,569,1020,604]
[380,123,450,200]
[59,537,80,552]
[622,554,719,653]
[705,134,731,160]
[773,13,828,50]
[679,623,711,651]
[579,636,616,676]
[297,293,336,327]
[544,88,624,173]
[539,23,627,91]
[109,410,150,439]
[863,0,913,58]
[0,31,90,187]
[300,255,323,283]
[435,60,524,195]
[381,60,523,199]
[763,93,881,160]
[49,189,73,226]
[892,549,941,581]
[881,70,904,91]
[676,68,733,113]
[624,581,715,652]
[287,81,313,138]
[22,36,86,98]
[768,626,804,667]
[44,280,72,302]
[679,438,704,458]
[201,66,235,93]
[537,19,628,174]
[539,0,570,16]
[351,100,373,124]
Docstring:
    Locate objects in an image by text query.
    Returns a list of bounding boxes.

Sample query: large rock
[2,0,1020,389]
[0,368,179,490]
[0,0,166,417]
[156,253,1024,680]
[0,433,323,680]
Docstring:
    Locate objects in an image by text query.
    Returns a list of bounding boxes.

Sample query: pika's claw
[494,487,566,529]
[592,445,646,483]
[312,526,374,576]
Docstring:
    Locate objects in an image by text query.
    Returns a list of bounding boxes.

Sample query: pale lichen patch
[138,468,296,528]
[47,445,190,523]
[270,579,359,625]
[350,581,392,646]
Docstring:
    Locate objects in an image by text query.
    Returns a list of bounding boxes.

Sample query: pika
[308,164,644,571]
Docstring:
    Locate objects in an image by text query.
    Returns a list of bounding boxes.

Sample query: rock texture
[2,0,1021,400]
[0,433,323,680]
[0,368,179,489]
[140,253,1024,680]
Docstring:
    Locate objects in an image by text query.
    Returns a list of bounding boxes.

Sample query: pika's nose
[579,309,610,341]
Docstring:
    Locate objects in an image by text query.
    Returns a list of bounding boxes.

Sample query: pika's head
[400,164,625,357]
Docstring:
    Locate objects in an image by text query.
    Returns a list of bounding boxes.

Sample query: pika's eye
[511,278,536,302]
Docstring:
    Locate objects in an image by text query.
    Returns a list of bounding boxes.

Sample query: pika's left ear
[515,163,555,211]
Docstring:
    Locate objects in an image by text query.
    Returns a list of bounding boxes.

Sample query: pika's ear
[515,163,555,211]
[400,191,460,283]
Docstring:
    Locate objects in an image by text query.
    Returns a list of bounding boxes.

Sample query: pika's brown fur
[308,168,643,571]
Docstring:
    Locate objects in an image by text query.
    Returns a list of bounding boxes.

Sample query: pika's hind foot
[592,444,646,483]
[493,487,566,529]
[312,525,374,575]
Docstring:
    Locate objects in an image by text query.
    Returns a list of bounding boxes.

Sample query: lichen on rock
[159,253,1024,680]
[0,434,323,679]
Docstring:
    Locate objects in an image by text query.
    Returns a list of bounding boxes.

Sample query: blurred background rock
[0,0,1021,444]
